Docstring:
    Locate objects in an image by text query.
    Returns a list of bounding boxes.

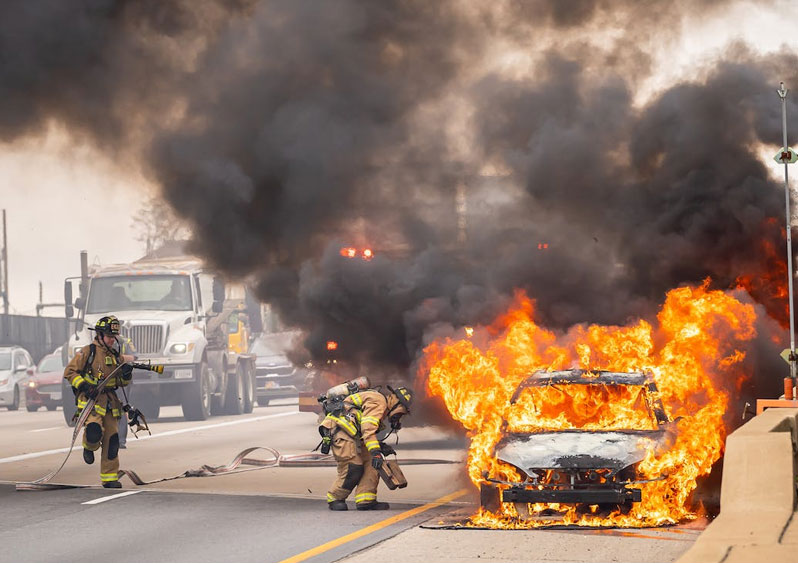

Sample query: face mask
[390,413,403,431]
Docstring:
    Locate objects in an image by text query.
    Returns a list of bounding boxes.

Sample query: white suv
[0,346,34,411]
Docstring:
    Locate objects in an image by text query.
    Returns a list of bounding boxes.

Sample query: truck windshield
[87,275,193,313]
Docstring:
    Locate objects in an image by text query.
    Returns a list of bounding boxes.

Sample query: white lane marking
[82,490,142,505]
[29,426,63,433]
[0,411,300,465]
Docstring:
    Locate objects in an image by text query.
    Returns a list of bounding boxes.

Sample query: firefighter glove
[379,442,396,457]
[320,436,331,455]
[121,364,133,379]
[371,452,384,469]
[85,386,99,400]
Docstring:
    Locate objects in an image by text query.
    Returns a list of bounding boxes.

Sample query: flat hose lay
[16,363,127,491]
[17,438,457,491]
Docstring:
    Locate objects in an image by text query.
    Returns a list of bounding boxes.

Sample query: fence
[0,314,70,363]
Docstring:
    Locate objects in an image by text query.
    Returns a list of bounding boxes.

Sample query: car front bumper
[502,485,642,505]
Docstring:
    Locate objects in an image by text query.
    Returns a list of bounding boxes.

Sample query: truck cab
[62,255,257,423]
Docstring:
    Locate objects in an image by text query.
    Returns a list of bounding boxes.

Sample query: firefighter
[63,315,135,488]
[320,385,413,511]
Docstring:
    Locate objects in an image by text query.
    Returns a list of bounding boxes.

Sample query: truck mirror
[64,281,73,318]
[74,296,86,310]
[212,276,225,314]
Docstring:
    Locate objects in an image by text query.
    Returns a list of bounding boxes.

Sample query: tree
[131,195,191,255]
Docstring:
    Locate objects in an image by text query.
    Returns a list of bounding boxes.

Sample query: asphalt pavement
[0,400,701,562]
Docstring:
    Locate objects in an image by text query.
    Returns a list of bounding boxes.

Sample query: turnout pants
[326,433,380,506]
[81,393,121,484]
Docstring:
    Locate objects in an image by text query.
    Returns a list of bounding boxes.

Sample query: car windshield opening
[506,384,659,432]
[38,355,65,373]
[87,275,193,313]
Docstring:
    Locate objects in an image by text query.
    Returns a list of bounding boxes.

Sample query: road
[0,400,700,562]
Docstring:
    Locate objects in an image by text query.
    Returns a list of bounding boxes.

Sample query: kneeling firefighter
[319,381,413,511]
[63,315,135,488]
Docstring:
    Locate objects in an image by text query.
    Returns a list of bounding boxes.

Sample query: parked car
[26,352,65,412]
[0,346,35,411]
[480,369,675,516]
[250,331,308,406]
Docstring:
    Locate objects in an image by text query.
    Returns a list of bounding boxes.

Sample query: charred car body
[481,369,673,513]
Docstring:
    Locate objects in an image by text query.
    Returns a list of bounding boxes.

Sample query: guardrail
[678,408,797,562]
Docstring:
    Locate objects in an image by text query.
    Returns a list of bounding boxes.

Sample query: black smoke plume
[1,1,797,401]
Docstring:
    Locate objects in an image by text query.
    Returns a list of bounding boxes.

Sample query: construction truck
[61,250,259,424]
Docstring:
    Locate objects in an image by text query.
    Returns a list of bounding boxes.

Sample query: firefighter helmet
[387,385,413,411]
[92,315,121,336]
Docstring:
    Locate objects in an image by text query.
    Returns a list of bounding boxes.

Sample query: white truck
[61,251,258,423]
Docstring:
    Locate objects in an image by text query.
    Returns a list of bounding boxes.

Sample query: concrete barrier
[678,408,798,562]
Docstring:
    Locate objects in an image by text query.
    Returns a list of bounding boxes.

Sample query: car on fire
[26,351,66,412]
[480,369,674,515]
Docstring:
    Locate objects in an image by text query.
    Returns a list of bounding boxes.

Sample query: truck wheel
[210,361,228,416]
[242,363,255,414]
[181,361,211,421]
[46,403,58,412]
[257,397,270,407]
[27,404,39,412]
[138,395,161,421]
[224,364,245,415]
[8,386,19,411]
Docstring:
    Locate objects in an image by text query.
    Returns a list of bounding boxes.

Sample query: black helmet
[387,385,413,411]
[92,315,121,336]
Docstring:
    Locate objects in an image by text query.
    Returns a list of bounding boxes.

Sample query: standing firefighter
[63,315,135,488]
[320,384,413,511]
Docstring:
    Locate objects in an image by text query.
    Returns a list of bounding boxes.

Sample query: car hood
[496,430,670,472]
[32,371,63,385]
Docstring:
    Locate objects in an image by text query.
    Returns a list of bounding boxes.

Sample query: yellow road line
[280,488,469,563]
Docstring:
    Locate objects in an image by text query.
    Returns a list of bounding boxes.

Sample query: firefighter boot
[83,448,95,465]
[102,480,122,489]
[328,500,348,511]
[356,501,390,511]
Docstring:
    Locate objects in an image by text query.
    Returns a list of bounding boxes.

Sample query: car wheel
[479,483,501,513]
[224,363,245,415]
[257,396,270,407]
[45,403,58,412]
[26,404,39,412]
[8,386,19,411]
[181,361,211,421]
[242,364,255,414]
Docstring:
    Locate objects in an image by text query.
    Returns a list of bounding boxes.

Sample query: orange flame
[421,281,757,528]
[340,247,357,258]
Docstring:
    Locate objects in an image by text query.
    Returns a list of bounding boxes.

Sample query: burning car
[480,369,674,516]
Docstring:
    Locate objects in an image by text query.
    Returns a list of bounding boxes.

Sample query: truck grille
[124,325,164,355]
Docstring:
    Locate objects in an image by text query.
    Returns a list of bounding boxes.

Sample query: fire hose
[16,364,456,491]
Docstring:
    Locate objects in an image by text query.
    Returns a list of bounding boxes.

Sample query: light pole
[777,82,797,388]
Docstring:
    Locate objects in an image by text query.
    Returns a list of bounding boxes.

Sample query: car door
[12,350,28,385]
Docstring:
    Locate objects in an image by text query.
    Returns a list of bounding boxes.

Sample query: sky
[0,0,796,319]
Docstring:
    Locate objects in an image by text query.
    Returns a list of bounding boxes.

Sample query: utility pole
[776,83,798,391]
[1,209,8,315]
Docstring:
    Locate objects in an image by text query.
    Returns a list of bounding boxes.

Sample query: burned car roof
[510,369,653,402]
[496,369,673,475]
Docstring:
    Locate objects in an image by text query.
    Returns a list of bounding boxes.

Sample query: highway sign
[774,148,798,164]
